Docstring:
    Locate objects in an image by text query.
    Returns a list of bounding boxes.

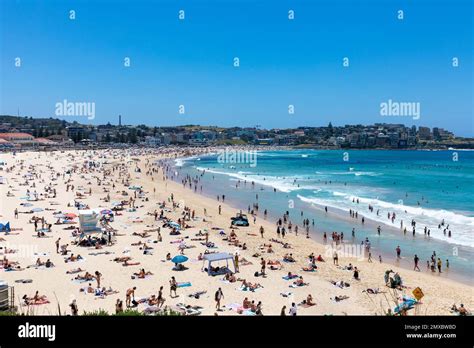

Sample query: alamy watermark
[325,242,366,261]
[55,99,95,120]
[380,99,420,120]
[217,147,257,168]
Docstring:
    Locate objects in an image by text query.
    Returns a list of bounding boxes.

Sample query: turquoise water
[174,149,474,283]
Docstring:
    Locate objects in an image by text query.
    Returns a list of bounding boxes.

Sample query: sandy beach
[0,148,472,316]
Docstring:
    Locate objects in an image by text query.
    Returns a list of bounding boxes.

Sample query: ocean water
[173,149,474,283]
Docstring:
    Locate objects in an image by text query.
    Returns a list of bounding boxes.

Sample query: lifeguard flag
[412,287,424,301]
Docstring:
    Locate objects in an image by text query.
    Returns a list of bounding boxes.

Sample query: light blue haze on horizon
[0,0,473,136]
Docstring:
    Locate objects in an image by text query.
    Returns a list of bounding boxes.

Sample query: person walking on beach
[14,208,18,219]
[218,205,221,215]
[260,258,266,276]
[215,287,224,311]
[368,252,372,263]
[170,276,178,297]
[414,255,420,271]
[396,246,401,259]
[437,258,442,273]
[260,226,264,238]
[333,251,338,266]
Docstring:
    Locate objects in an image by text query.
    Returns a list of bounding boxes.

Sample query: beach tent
[202,253,236,276]
[0,221,11,232]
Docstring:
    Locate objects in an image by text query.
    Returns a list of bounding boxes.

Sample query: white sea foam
[298,193,474,248]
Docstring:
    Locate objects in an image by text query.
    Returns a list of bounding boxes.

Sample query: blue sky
[0,0,473,135]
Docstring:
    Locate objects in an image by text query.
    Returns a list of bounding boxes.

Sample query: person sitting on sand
[283,253,295,262]
[302,264,317,272]
[316,254,325,262]
[35,258,44,267]
[224,272,237,283]
[451,304,469,316]
[293,276,305,287]
[286,272,297,279]
[243,297,251,309]
[166,253,171,260]
[305,294,315,306]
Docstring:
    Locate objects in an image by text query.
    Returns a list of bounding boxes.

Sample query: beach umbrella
[22,203,33,207]
[171,255,188,264]
[54,213,66,218]
[31,207,44,212]
[65,213,77,219]
[100,209,113,215]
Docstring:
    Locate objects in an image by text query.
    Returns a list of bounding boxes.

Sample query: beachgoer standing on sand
[437,258,442,273]
[14,208,18,219]
[333,251,338,266]
[95,271,102,288]
[414,254,420,271]
[260,226,264,238]
[260,258,266,276]
[215,287,224,311]
[55,238,61,253]
[396,246,401,259]
[234,253,239,273]
[126,287,136,307]
[170,276,177,297]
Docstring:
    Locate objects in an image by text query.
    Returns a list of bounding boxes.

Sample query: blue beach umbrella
[31,207,44,212]
[171,255,188,264]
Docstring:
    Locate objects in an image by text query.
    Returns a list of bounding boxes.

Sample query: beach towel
[224,303,241,311]
[177,282,191,288]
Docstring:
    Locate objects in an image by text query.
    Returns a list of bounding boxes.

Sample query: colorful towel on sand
[177,282,191,288]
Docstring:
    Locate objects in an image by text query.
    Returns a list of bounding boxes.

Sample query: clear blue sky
[1,0,473,136]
